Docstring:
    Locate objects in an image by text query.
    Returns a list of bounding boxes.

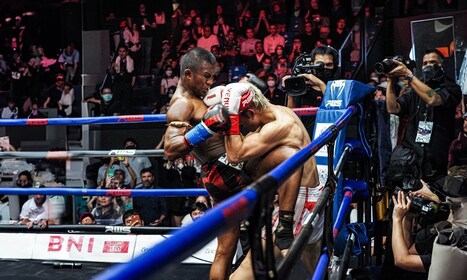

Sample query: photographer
[385,49,462,182]
[284,46,338,134]
[391,181,444,277]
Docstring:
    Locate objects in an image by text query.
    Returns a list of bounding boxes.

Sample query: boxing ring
[0,84,373,280]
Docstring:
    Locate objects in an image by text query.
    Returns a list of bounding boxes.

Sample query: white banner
[134,235,220,264]
[32,234,136,263]
[0,233,35,259]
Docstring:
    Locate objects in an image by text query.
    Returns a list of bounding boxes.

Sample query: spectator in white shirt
[1,99,19,119]
[58,82,75,117]
[20,192,49,229]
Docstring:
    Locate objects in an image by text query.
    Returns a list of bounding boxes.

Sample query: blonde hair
[246,82,269,111]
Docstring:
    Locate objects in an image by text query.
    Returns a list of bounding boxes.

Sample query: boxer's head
[239,84,270,131]
[180,47,216,98]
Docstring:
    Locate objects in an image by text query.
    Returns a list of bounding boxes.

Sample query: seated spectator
[181,202,208,227]
[79,212,96,225]
[84,87,121,116]
[91,195,122,225]
[265,73,286,105]
[197,25,220,52]
[58,42,80,83]
[123,209,144,227]
[58,82,75,117]
[1,99,19,119]
[20,190,49,229]
[160,65,179,104]
[27,100,47,119]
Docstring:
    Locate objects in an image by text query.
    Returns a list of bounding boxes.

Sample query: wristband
[406,73,414,83]
[184,121,214,147]
[225,115,240,135]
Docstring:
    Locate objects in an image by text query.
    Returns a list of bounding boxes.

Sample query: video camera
[374,55,416,75]
[285,53,324,96]
[395,178,449,217]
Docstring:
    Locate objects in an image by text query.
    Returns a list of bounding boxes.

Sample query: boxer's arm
[225,121,288,163]
[164,99,195,161]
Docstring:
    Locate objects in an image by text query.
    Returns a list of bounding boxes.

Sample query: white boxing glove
[203,86,225,106]
[221,82,255,135]
[221,82,255,115]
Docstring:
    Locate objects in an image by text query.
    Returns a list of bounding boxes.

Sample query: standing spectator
[263,24,285,57]
[197,25,220,52]
[237,9,255,36]
[254,9,270,40]
[240,28,260,61]
[330,17,348,49]
[273,56,290,85]
[212,16,230,45]
[192,16,205,40]
[176,27,196,56]
[122,138,152,186]
[43,74,65,109]
[156,40,177,71]
[221,30,240,68]
[9,52,28,109]
[112,45,135,114]
[133,168,167,226]
[297,22,319,54]
[269,2,287,26]
[1,99,19,119]
[288,38,304,65]
[132,3,156,75]
[123,23,141,71]
[160,65,179,106]
[91,196,122,225]
[265,73,286,105]
[57,82,75,117]
[58,42,80,84]
[315,24,332,47]
[247,41,269,73]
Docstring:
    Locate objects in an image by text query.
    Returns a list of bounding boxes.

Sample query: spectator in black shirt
[265,73,286,106]
[386,49,462,181]
[133,168,167,227]
[43,74,65,109]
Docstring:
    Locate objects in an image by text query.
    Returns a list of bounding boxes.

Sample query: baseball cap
[370,76,379,84]
[162,40,170,46]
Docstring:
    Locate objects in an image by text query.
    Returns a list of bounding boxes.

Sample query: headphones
[310,46,339,74]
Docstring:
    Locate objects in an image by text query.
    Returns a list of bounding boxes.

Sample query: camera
[395,178,441,216]
[374,55,416,75]
[285,53,324,96]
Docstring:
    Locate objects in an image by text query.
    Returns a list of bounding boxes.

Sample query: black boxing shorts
[202,153,251,203]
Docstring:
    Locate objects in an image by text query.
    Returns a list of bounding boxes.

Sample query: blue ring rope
[0,188,208,197]
[93,106,357,280]
[0,108,317,127]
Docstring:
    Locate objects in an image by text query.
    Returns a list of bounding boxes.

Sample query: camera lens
[285,76,307,96]
[374,60,394,75]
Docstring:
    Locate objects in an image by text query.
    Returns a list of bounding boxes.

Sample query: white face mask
[177,163,184,170]
[267,80,276,87]
[166,70,173,76]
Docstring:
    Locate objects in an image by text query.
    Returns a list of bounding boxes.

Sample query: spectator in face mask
[265,73,286,106]
[160,65,179,103]
[83,87,121,116]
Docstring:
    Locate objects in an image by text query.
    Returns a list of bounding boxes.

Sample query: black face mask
[422,64,444,85]
[315,68,335,83]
